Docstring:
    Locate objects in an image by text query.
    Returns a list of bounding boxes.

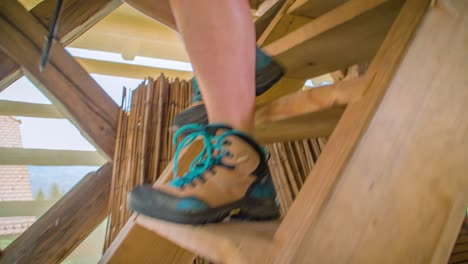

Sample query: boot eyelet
[223,140,232,146]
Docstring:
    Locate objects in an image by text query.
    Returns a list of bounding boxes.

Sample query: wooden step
[264,0,404,79]
[255,77,366,143]
[137,217,279,263]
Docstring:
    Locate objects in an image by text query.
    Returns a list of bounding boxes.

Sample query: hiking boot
[172,47,284,130]
[129,124,280,225]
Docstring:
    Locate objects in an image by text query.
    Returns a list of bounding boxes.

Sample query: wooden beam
[1,163,112,264]
[273,0,433,262]
[254,0,286,40]
[0,147,106,166]
[76,58,193,80]
[257,0,311,47]
[0,0,121,92]
[255,77,305,106]
[70,5,189,62]
[0,100,63,118]
[264,0,404,79]
[0,200,56,217]
[255,77,366,143]
[0,0,119,160]
[289,1,468,262]
[288,0,348,18]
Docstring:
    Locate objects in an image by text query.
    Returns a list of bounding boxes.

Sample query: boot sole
[130,193,280,225]
[255,60,284,96]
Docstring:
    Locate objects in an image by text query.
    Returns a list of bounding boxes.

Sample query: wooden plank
[254,0,286,40]
[257,0,311,47]
[291,1,468,262]
[76,58,193,80]
[255,77,366,143]
[137,216,278,264]
[70,5,189,62]
[272,0,446,262]
[264,0,404,79]
[0,200,56,217]
[0,147,106,166]
[1,163,113,264]
[0,0,121,92]
[0,0,119,160]
[0,100,63,118]
[288,0,348,18]
[100,215,196,264]
[255,77,305,106]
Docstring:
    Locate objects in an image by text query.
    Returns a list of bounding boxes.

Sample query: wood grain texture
[255,77,366,143]
[255,77,305,106]
[0,100,63,118]
[101,215,195,264]
[292,1,468,262]
[257,0,311,46]
[264,0,404,79]
[76,58,193,80]
[0,147,106,166]
[288,0,348,18]
[273,0,431,262]
[0,0,119,160]
[255,0,286,40]
[0,0,121,92]
[1,163,113,264]
[137,217,278,264]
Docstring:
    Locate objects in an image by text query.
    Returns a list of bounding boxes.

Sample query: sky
[0,75,142,151]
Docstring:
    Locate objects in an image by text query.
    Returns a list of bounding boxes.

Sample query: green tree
[36,188,45,201]
[49,183,62,200]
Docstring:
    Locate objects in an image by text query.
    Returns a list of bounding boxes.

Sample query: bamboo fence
[104,75,191,249]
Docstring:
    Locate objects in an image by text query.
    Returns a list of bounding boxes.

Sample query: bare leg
[128,1,280,224]
[124,0,177,30]
[169,0,256,134]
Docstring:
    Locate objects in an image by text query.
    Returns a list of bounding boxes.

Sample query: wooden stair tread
[136,216,279,263]
[264,0,404,79]
[255,77,366,143]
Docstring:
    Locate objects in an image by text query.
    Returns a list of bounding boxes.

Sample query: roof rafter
[0,0,119,159]
[0,0,121,92]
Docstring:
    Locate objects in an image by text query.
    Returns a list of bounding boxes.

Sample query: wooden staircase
[99,0,468,263]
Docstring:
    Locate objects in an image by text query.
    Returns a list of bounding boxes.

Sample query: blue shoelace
[171,124,242,188]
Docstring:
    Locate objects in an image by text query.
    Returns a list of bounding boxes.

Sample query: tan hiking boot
[129,124,279,225]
